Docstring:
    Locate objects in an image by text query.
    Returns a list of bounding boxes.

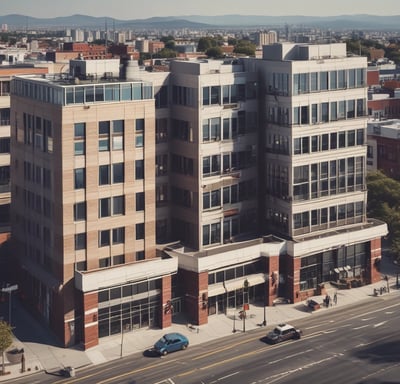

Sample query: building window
[136,192,145,211]
[202,118,221,141]
[0,138,10,153]
[99,121,110,151]
[135,118,144,147]
[99,165,110,185]
[113,195,125,215]
[74,202,86,221]
[112,163,124,183]
[135,160,144,180]
[112,120,124,150]
[99,195,124,218]
[156,118,168,143]
[75,233,86,250]
[74,122,85,155]
[203,155,221,177]
[202,222,221,246]
[136,251,145,261]
[136,223,144,240]
[113,254,125,265]
[99,198,111,218]
[99,257,111,268]
[112,227,125,244]
[203,190,221,210]
[99,230,110,247]
[74,168,85,189]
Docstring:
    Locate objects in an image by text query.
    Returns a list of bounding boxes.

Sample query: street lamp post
[262,277,267,326]
[1,284,18,326]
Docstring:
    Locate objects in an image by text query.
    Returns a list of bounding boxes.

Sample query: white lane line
[353,324,370,330]
[360,317,376,321]
[373,321,387,327]
[268,349,313,365]
[218,371,240,381]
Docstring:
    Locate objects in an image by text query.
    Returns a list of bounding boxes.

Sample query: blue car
[153,332,189,355]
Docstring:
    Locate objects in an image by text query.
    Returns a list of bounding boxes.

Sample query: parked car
[307,299,321,311]
[265,323,302,344]
[153,332,189,355]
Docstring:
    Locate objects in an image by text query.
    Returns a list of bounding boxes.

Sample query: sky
[1,0,399,19]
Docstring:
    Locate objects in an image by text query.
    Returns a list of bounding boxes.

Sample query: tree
[206,46,224,59]
[367,170,400,262]
[0,321,13,375]
[197,37,217,52]
[233,40,256,56]
[154,48,176,59]
[160,35,174,44]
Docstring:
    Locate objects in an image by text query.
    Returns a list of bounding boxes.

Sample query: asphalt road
[10,294,400,384]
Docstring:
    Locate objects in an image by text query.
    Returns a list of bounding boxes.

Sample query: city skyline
[1,0,400,20]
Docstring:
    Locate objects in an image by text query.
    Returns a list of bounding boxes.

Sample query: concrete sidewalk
[1,259,399,382]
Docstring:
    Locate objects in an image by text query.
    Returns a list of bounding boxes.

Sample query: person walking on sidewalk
[333,292,337,305]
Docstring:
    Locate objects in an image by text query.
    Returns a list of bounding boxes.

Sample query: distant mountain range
[0,14,399,30]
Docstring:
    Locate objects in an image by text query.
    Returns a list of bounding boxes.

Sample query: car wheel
[162,350,168,356]
[182,344,188,350]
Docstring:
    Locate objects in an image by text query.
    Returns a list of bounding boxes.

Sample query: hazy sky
[1,0,399,19]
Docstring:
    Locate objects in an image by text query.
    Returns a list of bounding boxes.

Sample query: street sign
[1,284,18,293]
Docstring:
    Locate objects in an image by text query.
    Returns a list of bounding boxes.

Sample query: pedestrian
[380,286,383,295]
[333,292,337,305]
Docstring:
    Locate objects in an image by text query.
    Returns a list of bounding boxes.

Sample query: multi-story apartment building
[10,59,177,348]
[10,43,387,349]
[0,64,49,238]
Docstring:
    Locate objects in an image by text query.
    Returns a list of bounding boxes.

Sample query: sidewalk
[1,257,399,382]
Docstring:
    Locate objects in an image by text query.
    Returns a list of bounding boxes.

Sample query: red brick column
[266,254,279,306]
[286,256,302,304]
[179,269,208,326]
[198,272,209,325]
[82,292,99,350]
[160,275,172,328]
[368,238,383,284]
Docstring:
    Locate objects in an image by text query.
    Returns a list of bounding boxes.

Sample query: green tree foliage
[0,321,13,374]
[160,35,175,44]
[228,38,237,46]
[206,46,224,59]
[233,40,256,56]
[154,48,177,59]
[164,40,176,50]
[367,171,400,261]
[197,37,217,52]
[345,38,400,64]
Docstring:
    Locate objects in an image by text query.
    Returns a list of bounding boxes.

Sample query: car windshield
[159,336,167,343]
[272,328,281,334]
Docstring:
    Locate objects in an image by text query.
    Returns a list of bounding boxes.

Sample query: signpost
[1,284,18,326]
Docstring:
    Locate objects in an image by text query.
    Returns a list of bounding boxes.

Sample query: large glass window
[74,202,86,221]
[75,233,86,250]
[113,163,124,183]
[99,121,110,151]
[99,165,110,185]
[135,160,144,180]
[74,122,85,155]
[74,168,85,189]
[112,120,124,150]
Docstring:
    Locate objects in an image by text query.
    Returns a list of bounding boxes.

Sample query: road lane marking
[353,325,370,330]
[373,321,387,327]
[268,349,313,365]
[261,353,344,383]
[209,371,240,382]
[61,358,178,384]
[360,317,376,321]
